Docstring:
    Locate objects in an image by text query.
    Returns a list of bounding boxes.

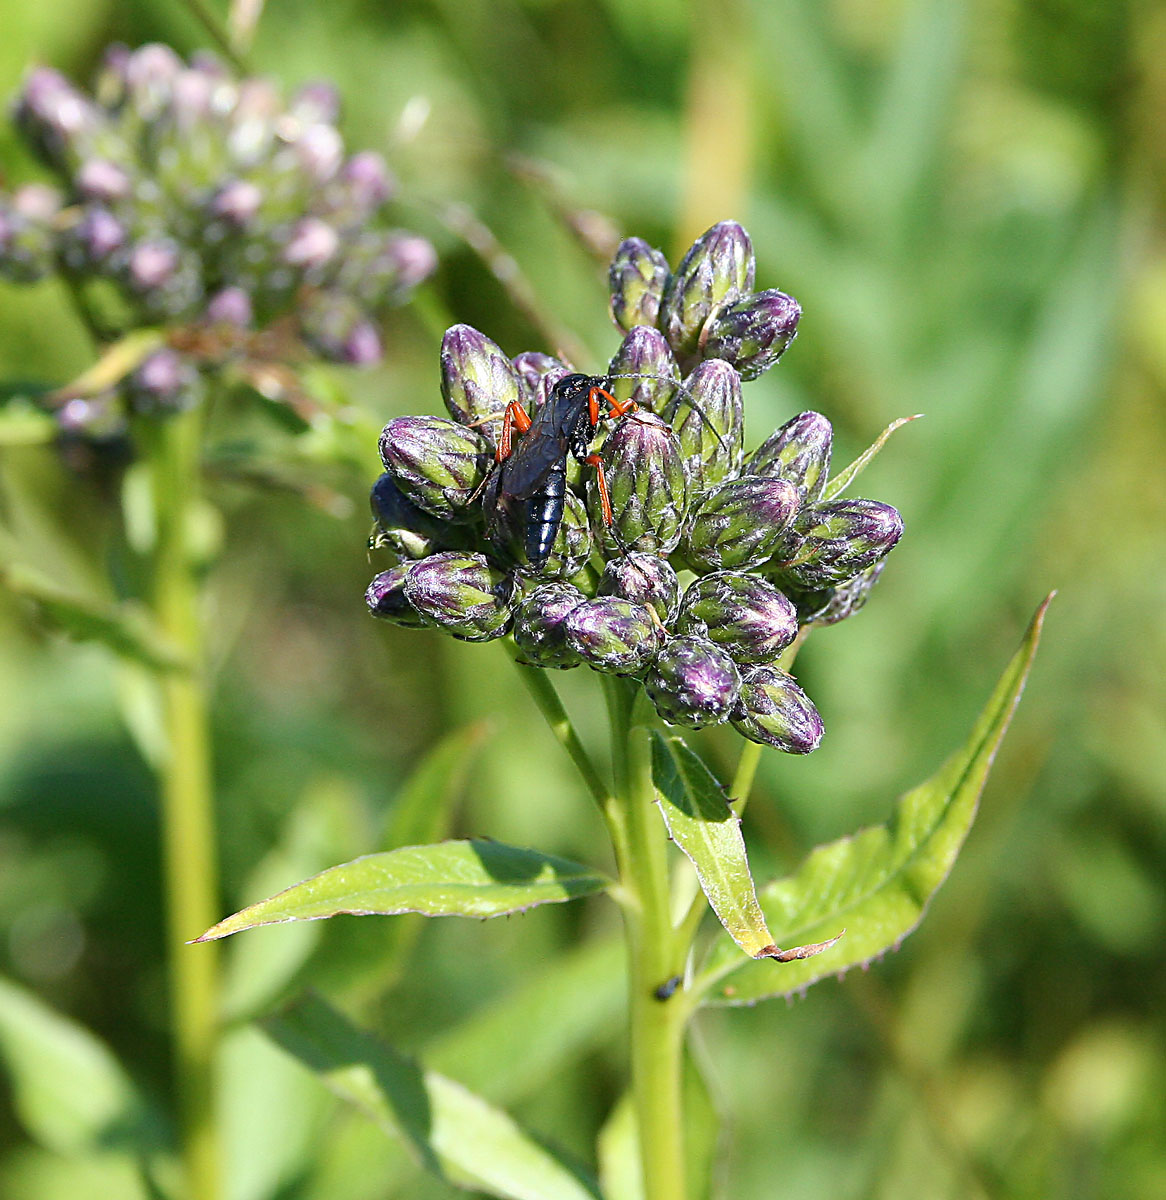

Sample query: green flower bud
[746,411,832,503]
[676,571,797,664]
[513,582,586,669]
[489,486,593,581]
[379,415,492,522]
[403,551,518,641]
[645,636,741,729]
[606,326,679,411]
[701,289,800,379]
[731,665,823,754]
[589,411,687,555]
[366,565,426,628]
[597,553,680,624]
[664,358,744,490]
[565,597,663,675]
[609,236,669,332]
[777,498,903,588]
[684,476,800,573]
[784,560,886,627]
[440,323,520,448]
[658,221,754,358]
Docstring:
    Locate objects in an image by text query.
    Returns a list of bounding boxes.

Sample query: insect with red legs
[481,371,724,570]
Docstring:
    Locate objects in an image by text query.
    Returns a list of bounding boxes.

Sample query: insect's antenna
[605,372,727,451]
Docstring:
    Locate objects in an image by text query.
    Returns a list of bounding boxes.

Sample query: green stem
[143,410,222,1200]
[604,678,688,1200]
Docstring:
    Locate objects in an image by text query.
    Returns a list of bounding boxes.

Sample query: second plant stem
[144,409,222,1200]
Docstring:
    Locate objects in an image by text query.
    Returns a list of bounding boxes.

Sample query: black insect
[482,373,636,568]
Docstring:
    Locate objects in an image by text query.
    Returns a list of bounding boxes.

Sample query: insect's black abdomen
[526,460,566,566]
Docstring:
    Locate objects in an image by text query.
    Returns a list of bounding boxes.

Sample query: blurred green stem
[142,409,222,1200]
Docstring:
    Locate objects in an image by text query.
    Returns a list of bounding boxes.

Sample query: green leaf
[263,993,602,1200]
[0,397,55,445]
[651,733,839,962]
[0,563,187,672]
[195,839,611,941]
[0,975,161,1157]
[823,414,921,501]
[700,594,1052,1006]
[597,1093,640,1200]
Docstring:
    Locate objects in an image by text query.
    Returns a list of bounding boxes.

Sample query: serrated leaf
[264,993,601,1200]
[700,594,1051,1006]
[651,733,838,962]
[823,414,921,501]
[0,563,187,672]
[196,839,611,941]
[0,975,162,1157]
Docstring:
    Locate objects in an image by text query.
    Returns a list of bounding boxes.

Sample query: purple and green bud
[379,415,492,522]
[14,67,103,168]
[676,571,797,664]
[776,498,903,588]
[565,597,663,675]
[701,289,800,379]
[609,236,669,332]
[606,326,679,411]
[370,472,462,560]
[403,551,518,642]
[731,665,823,754]
[0,186,62,282]
[746,410,832,503]
[785,560,886,626]
[597,552,680,624]
[589,410,687,555]
[511,351,568,410]
[658,221,754,359]
[513,582,586,669]
[301,290,383,364]
[664,358,744,490]
[683,475,800,573]
[645,636,742,729]
[204,286,253,327]
[124,348,204,416]
[440,323,520,447]
[366,564,427,628]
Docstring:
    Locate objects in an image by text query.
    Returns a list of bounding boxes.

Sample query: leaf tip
[756,929,844,962]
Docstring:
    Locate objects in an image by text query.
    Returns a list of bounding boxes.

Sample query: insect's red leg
[592,385,638,418]
[585,453,613,525]
[496,401,533,463]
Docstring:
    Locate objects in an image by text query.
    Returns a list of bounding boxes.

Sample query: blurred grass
[0,0,1163,1198]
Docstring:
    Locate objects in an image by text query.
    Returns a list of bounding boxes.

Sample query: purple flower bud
[403,551,518,641]
[75,159,132,203]
[293,123,344,182]
[589,410,687,555]
[645,636,742,729]
[746,411,832,503]
[11,184,60,222]
[379,414,492,522]
[684,476,801,572]
[123,44,185,119]
[370,471,459,559]
[597,553,680,624]
[343,321,383,365]
[658,221,754,359]
[340,151,396,209]
[0,188,61,282]
[61,206,126,270]
[440,323,520,446]
[210,179,263,226]
[282,217,339,269]
[383,233,436,292]
[513,582,587,668]
[204,286,253,327]
[366,564,427,628]
[784,560,886,627]
[677,572,797,664]
[777,498,903,588]
[606,326,679,411]
[124,349,204,416]
[290,82,341,126]
[702,289,801,379]
[609,236,669,332]
[564,597,663,675]
[169,68,217,126]
[299,290,382,363]
[664,358,744,490]
[127,238,180,290]
[731,665,823,754]
[15,67,101,166]
[511,351,569,410]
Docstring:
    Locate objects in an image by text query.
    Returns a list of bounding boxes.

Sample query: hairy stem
[142,410,222,1200]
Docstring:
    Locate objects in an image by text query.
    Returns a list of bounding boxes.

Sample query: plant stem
[604,678,689,1200]
[143,409,222,1200]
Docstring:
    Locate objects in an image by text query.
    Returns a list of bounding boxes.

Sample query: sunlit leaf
[0,563,187,672]
[822,414,921,501]
[651,733,839,962]
[196,839,611,941]
[264,993,601,1200]
[700,594,1052,1005]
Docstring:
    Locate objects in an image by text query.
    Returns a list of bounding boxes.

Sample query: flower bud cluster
[366,223,906,756]
[1,44,435,431]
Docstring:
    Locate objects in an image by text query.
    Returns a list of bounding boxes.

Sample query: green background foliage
[0,1,1162,1197]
